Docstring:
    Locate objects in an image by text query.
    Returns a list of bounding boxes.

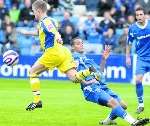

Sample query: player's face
[135,10,145,23]
[32,7,41,21]
[73,39,84,53]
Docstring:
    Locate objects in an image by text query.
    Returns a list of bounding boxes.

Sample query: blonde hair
[32,0,47,12]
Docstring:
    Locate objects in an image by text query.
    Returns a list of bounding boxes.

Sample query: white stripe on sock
[138,103,144,107]
[124,113,136,124]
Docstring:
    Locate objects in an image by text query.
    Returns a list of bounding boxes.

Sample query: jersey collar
[136,19,148,29]
[40,16,48,22]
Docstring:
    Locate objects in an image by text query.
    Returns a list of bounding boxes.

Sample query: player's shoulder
[129,22,137,29]
[41,17,52,24]
[128,22,139,33]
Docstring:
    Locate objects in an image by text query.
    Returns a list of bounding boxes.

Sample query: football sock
[75,68,91,82]
[109,106,127,120]
[107,103,127,121]
[30,74,40,103]
[108,113,117,120]
[138,103,144,108]
[136,82,144,104]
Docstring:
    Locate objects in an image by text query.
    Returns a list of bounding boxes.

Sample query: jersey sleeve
[127,25,134,45]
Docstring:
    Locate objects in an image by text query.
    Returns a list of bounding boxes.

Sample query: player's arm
[16,28,38,36]
[87,45,111,82]
[126,26,134,67]
[100,45,111,73]
[126,44,132,66]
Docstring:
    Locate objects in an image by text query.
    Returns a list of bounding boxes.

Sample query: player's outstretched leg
[26,73,41,111]
[26,62,47,111]
[131,118,150,126]
[98,97,148,126]
[26,101,42,111]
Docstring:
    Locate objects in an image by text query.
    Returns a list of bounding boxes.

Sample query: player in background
[126,7,150,114]
[71,37,149,126]
[19,0,96,111]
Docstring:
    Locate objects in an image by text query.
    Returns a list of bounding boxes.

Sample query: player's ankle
[138,103,144,108]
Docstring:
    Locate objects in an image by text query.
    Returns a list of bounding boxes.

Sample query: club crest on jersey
[47,24,54,30]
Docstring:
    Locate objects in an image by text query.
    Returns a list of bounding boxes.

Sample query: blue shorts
[101,86,121,102]
[136,59,150,75]
[83,83,121,106]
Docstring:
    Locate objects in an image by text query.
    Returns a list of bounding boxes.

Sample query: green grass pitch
[0,79,150,126]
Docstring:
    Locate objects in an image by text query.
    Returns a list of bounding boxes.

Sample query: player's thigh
[136,59,147,75]
[58,46,76,73]
[84,85,112,106]
[38,49,62,70]
[30,60,48,75]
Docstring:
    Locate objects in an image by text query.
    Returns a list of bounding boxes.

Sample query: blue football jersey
[72,52,106,89]
[127,19,150,61]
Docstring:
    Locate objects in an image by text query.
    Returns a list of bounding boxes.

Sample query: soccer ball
[3,50,19,66]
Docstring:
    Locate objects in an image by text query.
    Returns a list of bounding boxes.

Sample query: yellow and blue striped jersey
[38,17,62,50]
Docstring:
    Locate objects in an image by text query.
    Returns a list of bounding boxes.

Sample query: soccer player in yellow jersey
[25,0,96,111]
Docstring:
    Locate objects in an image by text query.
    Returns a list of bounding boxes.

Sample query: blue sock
[109,106,127,119]
[136,82,143,104]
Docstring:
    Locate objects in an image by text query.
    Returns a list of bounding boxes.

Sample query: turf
[0,79,150,126]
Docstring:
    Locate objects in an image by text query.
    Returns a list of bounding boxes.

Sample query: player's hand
[57,38,63,44]
[102,45,111,60]
[126,55,131,67]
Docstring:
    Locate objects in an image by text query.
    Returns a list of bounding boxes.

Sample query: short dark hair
[135,7,145,14]
[71,37,82,46]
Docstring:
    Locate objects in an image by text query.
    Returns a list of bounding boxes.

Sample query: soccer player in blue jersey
[71,37,149,126]
[126,7,150,114]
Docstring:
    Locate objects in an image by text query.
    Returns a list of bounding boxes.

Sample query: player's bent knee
[107,98,119,108]
[136,79,142,84]
[29,72,39,78]
[136,75,143,83]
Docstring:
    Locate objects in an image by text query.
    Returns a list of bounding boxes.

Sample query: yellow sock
[75,68,91,81]
[30,77,41,103]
